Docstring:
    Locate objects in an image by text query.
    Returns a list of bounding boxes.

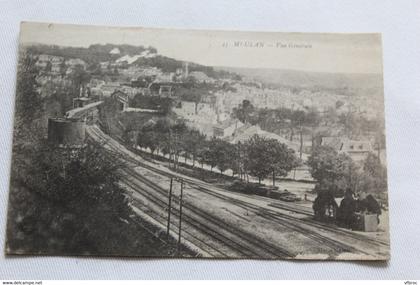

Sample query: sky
[20,22,383,74]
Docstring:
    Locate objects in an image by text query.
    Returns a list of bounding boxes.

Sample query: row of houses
[89,77,211,99]
[212,118,375,162]
[36,54,87,75]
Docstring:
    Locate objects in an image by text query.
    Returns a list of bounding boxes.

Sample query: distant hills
[24,42,384,96]
[23,43,239,79]
[215,66,383,92]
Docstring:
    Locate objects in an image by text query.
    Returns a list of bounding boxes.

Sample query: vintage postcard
[5,22,389,260]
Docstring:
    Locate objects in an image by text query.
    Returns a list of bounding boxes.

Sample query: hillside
[24,43,239,79]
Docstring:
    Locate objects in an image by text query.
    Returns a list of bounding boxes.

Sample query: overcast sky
[20,22,383,74]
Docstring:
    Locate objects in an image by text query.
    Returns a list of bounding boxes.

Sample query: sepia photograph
[5,22,389,260]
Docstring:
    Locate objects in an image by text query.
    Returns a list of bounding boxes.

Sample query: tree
[307,145,359,196]
[269,142,300,186]
[14,52,43,127]
[183,129,206,166]
[69,64,91,97]
[197,141,210,169]
[211,139,235,175]
[176,87,202,114]
[227,143,242,178]
[137,127,160,155]
[243,135,273,184]
[44,61,52,73]
[203,137,219,172]
[244,135,300,185]
[169,121,188,168]
[11,52,45,215]
[245,136,271,183]
[336,100,344,109]
[357,153,388,194]
[7,140,136,255]
[59,60,67,77]
[232,100,257,124]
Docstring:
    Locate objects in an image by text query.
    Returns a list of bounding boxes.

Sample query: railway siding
[86,125,389,260]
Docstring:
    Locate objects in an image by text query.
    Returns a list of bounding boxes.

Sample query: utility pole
[177,178,184,255]
[237,141,242,180]
[174,130,178,171]
[299,125,303,159]
[166,177,173,238]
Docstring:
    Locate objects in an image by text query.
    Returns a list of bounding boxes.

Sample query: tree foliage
[133,120,299,184]
[8,137,142,255]
[308,146,387,196]
[244,135,300,184]
[14,52,43,127]
[232,100,257,124]
[357,153,388,194]
[8,49,182,256]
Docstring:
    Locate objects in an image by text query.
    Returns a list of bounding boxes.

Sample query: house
[321,136,373,162]
[87,79,106,88]
[174,101,196,117]
[229,124,300,153]
[99,61,111,69]
[155,72,175,82]
[51,63,62,74]
[119,86,144,97]
[65,58,87,68]
[111,90,129,111]
[37,54,64,63]
[148,82,179,97]
[213,119,244,138]
[109,47,121,55]
[35,54,64,70]
[201,94,217,105]
[99,82,121,97]
[189,71,214,83]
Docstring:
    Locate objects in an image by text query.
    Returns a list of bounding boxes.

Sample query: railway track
[182,181,388,251]
[145,165,388,249]
[123,171,269,258]
[121,178,230,258]
[131,149,389,249]
[87,125,388,257]
[123,167,294,258]
[88,126,294,258]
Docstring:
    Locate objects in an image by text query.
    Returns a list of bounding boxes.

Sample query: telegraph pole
[237,141,242,180]
[166,177,173,238]
[177,178,184,255]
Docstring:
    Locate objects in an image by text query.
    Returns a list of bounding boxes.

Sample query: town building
[228,124,300,153]
[321,136,374,162]
[111,90,130,111]
[65,58,87,68]
[148,82,181,97]
[188,71,214,83]
[109,47,121,55]
[99,82,121,97]
[213,119,244,138]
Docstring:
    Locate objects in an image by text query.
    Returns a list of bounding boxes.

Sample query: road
[86,124,390,260]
